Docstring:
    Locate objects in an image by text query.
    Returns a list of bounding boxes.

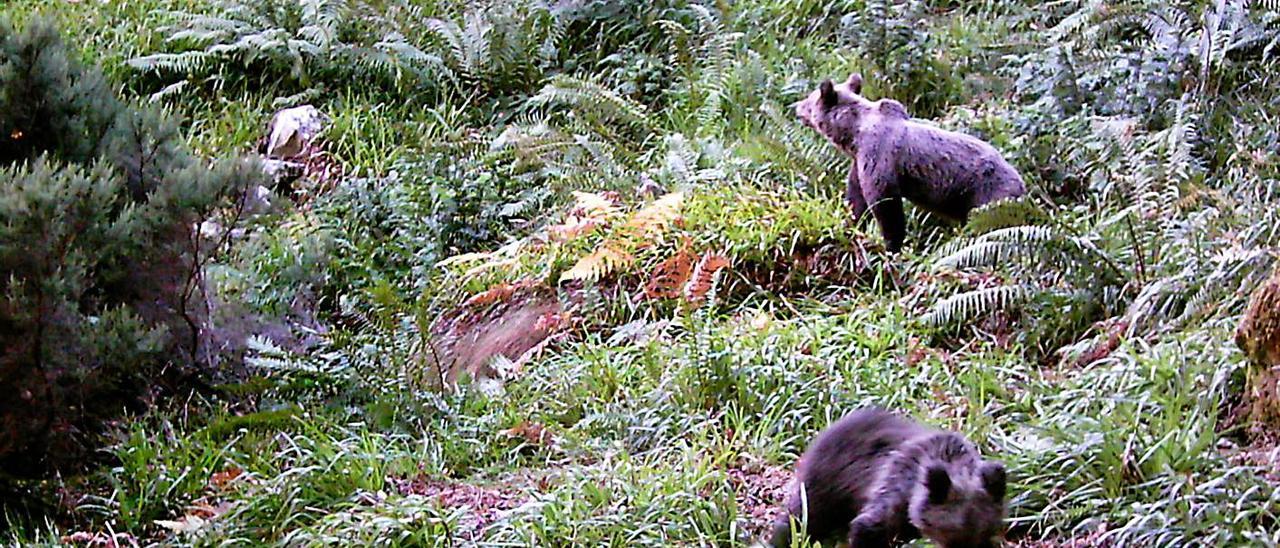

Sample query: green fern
[937,225,1061,270]
[964,196,1051,234]
[687,5,743,133]
[531,75,655,129]
[751,101,846,191]
[923,285,1032,328]
[129,0,447,95]
[424,1,560,92]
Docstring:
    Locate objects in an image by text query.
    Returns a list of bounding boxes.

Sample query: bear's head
[794,73,864,128]
[793,73,906,151]
[908,453,1007,548]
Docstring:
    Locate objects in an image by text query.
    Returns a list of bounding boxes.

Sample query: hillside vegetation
[2,0,1279,546]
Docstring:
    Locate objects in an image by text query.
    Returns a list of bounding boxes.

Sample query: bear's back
[797,408,932,500]
[887,121,1025,218]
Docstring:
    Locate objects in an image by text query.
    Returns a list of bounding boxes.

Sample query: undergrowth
[3,0,1280,546]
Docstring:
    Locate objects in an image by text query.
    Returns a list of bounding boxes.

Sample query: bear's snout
[791,101,813,128]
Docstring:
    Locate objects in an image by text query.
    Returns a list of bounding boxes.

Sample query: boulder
[264,105,325,159]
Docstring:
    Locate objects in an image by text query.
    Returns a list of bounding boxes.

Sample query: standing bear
[793,74,1026,252]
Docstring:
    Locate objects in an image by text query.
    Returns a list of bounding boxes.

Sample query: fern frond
[299,0,347,50]
[965,197,1050,234]
[757,101,846,188]
[426,17,467,69]
[662,134,698,185]
[683,252,730,304]
[531,75,654,129]
[369,34,453,78]
[127,51,216,74]
[937,241,1025,270]
[936,225,1062,269]
[1171,248,1274,327]
[561,243,633,283]
[625,192,684,238]
[923,285,1032,328]
[571,134,624,178]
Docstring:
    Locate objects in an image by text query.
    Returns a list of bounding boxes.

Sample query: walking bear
[769,407,1007,548]
[794,74,1026,252]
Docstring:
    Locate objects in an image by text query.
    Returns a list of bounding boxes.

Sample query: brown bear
[793,74,1026,252]
[768,407,1006,548]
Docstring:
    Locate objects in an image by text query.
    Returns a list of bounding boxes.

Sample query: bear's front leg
[858,156,907,253]
[845,161,868,219]
[867,194,906,253]
[848,514,894,548]
[767,513,795,548]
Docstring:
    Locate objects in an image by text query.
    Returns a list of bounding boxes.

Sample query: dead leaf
[155,501,232,536]
[464,279,537,308]
[750,311,773,331]
[503,421,556,446]
[208,467,243,491]
[187,501,232,519]
[155,515,208,535]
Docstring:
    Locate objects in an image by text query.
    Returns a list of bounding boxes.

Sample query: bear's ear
[925,465,951,505]
[819,80,838,108]
[847,73,863,94]
[980,462,1006,501]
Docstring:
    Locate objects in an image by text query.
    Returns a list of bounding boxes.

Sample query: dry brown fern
[561,192,685,284]
[625,191,684,239]
[644,239,696,300]
[683,251,730,304]
[561,242,634,282]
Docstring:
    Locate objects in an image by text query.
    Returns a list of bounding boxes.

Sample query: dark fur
[794,74,1026,252]
[769,408,1006,548]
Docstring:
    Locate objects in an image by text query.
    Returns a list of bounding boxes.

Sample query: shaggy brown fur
[794,74,1026,252]
[769,407,1006,548]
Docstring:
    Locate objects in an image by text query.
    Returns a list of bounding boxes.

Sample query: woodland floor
[5,0,1280,547]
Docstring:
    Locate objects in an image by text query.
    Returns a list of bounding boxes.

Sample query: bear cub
[769,407,1006,548]
[794,74,1026,252]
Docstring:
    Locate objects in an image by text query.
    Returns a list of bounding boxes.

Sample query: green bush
[0,19,260,476]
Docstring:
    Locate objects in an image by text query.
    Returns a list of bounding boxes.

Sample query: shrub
[0,19,261,476]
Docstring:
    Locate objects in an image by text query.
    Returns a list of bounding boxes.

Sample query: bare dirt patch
[392,474,538,540]
[726,458,792,541]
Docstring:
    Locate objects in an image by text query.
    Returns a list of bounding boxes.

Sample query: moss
[199,406,301,440]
